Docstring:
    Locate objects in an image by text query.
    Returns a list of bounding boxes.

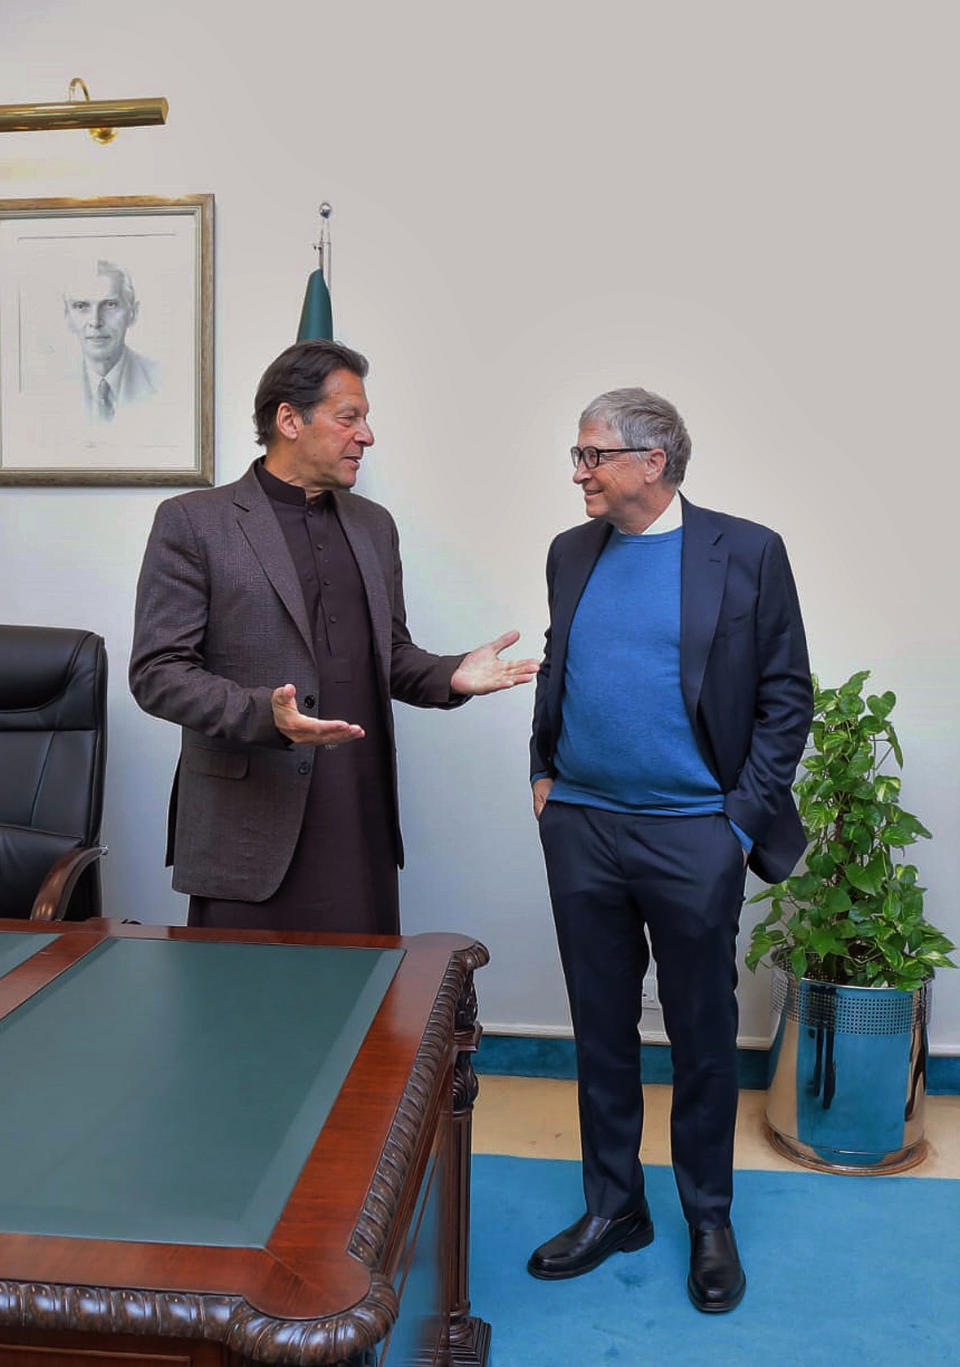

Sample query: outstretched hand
[271,684,365,747]
[450,630,540,697]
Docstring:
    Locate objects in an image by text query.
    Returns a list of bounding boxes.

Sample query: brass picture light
[0,79,168,143]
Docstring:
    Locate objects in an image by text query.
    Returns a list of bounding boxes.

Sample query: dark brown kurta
[188,462,400,934]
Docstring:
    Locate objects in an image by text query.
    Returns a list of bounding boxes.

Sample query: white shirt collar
[636,493,683,535]
[85,351,127,396]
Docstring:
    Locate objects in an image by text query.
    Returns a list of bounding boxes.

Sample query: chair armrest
[30,845,108,922]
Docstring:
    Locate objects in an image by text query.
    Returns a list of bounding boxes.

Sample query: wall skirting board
[474,1033,960,1095]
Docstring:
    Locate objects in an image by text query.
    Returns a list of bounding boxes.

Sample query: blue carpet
[471,1155,960,1366]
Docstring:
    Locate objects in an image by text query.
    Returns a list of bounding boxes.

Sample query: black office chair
[0,625,107,921]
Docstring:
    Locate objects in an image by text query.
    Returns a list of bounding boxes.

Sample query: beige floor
[473,1075,960,1178]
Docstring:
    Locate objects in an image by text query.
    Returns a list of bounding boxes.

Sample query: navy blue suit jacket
[530,495,814,884]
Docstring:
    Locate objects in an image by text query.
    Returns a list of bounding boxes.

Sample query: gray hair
[580,387,691,486]
[95,259,137,309]
[63,260,137,311]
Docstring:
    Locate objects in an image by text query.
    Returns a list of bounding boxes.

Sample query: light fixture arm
[0,78,168,139]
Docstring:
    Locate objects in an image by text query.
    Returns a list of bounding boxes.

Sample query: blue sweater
[551,527,728,820]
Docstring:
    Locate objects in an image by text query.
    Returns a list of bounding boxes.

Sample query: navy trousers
[539,802,747,1229]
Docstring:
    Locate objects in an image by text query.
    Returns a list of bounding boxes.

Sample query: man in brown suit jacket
[130,340,537,933]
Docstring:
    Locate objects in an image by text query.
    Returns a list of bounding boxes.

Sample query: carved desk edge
[0,940,490,1366]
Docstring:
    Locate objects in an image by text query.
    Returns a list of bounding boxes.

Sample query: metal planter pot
[765,966,928,1174]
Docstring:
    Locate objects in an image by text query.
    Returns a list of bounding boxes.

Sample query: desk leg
[447,972,491,1367]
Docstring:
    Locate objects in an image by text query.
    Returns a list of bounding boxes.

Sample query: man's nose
[92,304,108,327]
[357,421,374,446]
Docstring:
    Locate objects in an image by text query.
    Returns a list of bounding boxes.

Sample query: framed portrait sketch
[0,194,213,485]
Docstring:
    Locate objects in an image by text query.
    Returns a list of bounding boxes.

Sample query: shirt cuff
[728,819,754,854]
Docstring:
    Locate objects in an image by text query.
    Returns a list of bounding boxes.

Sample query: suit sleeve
[385,515,469,710]
[529,537,558,781]
[722,533,814,842]
[129,498,285,746]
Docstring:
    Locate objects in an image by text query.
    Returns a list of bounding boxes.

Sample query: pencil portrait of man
[62,259,160,422]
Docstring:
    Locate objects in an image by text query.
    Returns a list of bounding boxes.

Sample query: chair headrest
[0,626,106,729]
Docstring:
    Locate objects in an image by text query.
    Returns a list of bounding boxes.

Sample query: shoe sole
[686,1272,746,1313]
[527,1219,654,1281]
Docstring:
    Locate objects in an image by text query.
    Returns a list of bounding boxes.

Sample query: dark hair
[252,340,369,447]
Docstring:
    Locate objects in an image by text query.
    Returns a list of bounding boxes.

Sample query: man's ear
[645,449,668,482]
[274,402,301,441]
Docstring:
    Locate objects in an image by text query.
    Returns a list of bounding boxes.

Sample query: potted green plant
[746,670,955,1173]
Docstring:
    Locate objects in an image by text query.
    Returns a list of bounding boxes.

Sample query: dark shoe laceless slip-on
[687,1224,746,1313]
[527,1203,655,1280]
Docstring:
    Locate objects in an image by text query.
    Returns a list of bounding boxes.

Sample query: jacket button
[304,694,316,709]
[297,761,311,776]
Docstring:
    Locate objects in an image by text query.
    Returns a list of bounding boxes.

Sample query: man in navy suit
[527,387,812,1312]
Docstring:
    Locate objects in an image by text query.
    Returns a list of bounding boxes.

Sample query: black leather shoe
[687,1224,746,1313]
[527,1204,654,1280]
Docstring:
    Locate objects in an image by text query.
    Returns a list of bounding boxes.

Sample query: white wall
[2,0,958,1049]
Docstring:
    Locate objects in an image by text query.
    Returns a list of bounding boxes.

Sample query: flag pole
[297,201,334,342]
[318,201,332,292]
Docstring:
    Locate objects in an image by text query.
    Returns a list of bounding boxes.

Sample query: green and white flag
[297,204,333,341]
[297,266,333,342]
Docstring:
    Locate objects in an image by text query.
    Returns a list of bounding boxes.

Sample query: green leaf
[887,723,904,767]
[903,888,924,917]
[880,944,906,970]
[844,825,873,856]
[804,802,833,829]
[867,691,896,719]
[880,887,902,919]
[846,856,885,894]
[745,937,771,971]
[806,852,838,879]
[821,886,853,916]
[847,751,873,776]
[810,930,846,958]
[841,670,871,695]
[853,918,882,938]
[785,872,818,901]
[789,947,808,978]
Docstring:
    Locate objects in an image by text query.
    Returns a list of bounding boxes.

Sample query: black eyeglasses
[570,446,655,470]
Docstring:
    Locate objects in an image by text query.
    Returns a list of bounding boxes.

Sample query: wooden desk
[0,920,491,1367]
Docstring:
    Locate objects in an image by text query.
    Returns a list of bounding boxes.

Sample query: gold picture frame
[0,194,213,486]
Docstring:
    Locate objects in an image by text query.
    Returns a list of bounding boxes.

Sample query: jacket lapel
[233,465,317,664]
[679,495,727,726]
[550,519,611,712]
[334,493,392,687]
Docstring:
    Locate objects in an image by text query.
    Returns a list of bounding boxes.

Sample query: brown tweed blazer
[130,462,464,899]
